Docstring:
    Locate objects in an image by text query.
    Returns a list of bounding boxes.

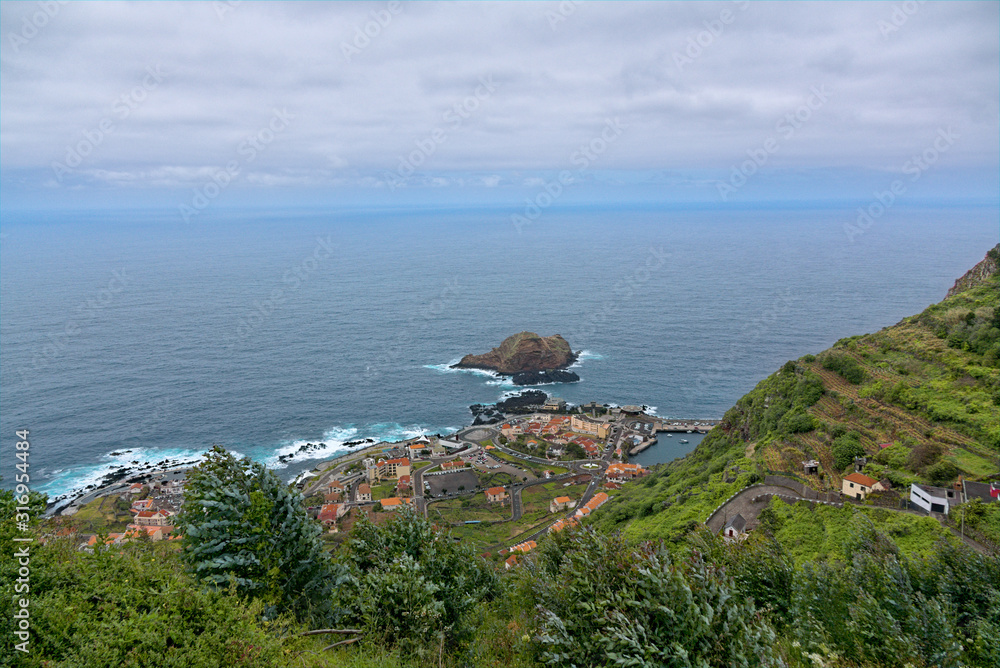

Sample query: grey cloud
[0,0,995,189]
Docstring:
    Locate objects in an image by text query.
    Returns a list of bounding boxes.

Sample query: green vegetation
[429,493,509,524]
[68,495,133,532]
[369,482,396,500]
[822,351,867,384]
[595,247,999,544]
[524,530,777,667]
[832,431,866,471]
[5,248,998,668]
[758,497,959,565]
[175,446,333,623]
[339,509,501,663]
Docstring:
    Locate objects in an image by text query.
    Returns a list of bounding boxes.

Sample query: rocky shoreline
[469,389,548,424]
[510,369,580,385]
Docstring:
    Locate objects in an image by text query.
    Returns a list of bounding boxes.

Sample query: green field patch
[762,497,960,565]
[944,448,997,477]
[429,493,510,524]
[70,495,133,532]
[369,482,397,501]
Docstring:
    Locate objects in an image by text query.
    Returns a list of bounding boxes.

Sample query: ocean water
[1,204,996,504]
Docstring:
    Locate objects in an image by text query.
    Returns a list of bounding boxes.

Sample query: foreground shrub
[526,529,777,668]
[175,446,333,623]
[339,508,501,663]
[0,534,286,668]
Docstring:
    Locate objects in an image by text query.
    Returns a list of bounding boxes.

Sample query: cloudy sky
[1,0,997,210]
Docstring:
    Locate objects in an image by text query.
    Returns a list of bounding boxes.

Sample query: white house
[723,514,747,539]
[910,483,958,515]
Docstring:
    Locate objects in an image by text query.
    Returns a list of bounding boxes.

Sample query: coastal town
[45,396,998,561]
[49,399,720,559]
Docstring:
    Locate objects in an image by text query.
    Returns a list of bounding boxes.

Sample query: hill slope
[594,245,1000,543]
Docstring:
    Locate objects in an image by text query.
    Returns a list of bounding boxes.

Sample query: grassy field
[428,493,510,524]
[369,482,396,501]
[491,450,569,478]
[762,497,961,565]
[70,495,134,532]
[429,482,590,552]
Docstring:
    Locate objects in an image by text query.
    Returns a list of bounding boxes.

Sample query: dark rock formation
[469,389,549,423]
[453,332,579,376]
[511,369,580,385]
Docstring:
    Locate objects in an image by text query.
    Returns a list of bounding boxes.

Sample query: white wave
[37,446,208,503]
[568,350,603,369]
[423,359,495,377]
[497,388,550,402]
[425,359,515,385]
[263,422,449,470]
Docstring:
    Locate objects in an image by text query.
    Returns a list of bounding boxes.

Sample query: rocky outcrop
[511,369,580,385]
[947,244,999,298]
[453,332,579,380]
[470,390,548,424]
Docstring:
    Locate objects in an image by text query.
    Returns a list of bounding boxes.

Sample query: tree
[341,508,500,660]
[926,460,959,486]
[832,432,866,471]
[175,446,332,622]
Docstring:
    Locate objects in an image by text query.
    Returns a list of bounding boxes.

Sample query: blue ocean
[1,205,996,505]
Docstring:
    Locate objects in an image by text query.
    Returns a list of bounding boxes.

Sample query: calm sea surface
[1,205,996,502]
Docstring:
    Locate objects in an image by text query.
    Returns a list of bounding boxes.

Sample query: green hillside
[593,245,1000,545]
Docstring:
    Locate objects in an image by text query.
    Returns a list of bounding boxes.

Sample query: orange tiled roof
[844,472,877,487]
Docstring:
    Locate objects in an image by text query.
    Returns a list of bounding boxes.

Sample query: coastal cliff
[453,332,580,384]
[946,243,999,297]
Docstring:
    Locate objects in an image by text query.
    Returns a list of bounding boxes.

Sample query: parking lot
[424,470,479,497]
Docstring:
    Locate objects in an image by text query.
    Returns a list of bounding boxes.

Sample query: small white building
[910,483,958,515]
[723,514,747,539]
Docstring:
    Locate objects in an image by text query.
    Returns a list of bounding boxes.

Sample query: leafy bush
[789,517,997,668]
[0,533,288,668]
[822,353,866,384]
[341,508,500,660]
[832,432,865,470]
[779,409,816,434]
[175,445,333,623]
[526,529,777,668]
[925,460,960,486]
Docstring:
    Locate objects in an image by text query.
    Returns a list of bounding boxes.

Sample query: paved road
[705,484,810,533]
